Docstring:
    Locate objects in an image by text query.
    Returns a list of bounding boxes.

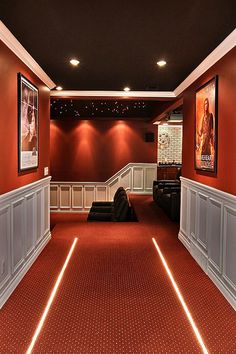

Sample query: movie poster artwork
[195,77,217,172]
[18,74,38,171]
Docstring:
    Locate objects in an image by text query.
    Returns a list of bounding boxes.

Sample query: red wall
[50,119,156,181]
[182,47,236,194]
[0,40,50,195]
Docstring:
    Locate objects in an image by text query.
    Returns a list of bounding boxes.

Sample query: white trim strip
[0,21,55,89]
[152,238,208,354]
[174,28,236,96]
[26,237,78,354]
[50,90,176,98]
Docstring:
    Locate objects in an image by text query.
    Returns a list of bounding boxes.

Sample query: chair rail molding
[50,163,157,212]
[179,176,236,310]
[0,177,51,308]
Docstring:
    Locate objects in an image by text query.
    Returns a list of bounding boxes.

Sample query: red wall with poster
[0,40,50,195]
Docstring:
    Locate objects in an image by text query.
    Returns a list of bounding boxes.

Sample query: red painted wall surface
[182,47,236,194]
[0,40,50,195]
[50,119,156,181]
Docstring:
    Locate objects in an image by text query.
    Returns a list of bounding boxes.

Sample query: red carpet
[0,195,236,353]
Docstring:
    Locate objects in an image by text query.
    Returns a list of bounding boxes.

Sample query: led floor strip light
[26,237,78,354]
[152,238,208,354]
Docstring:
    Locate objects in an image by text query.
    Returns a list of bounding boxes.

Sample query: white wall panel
[223,206,236,289]
[96,186,107,201]
[180,185,188,236]
[12,198,25,273]
[0,177,51,309]
[60,185,71,209]
[50,185,59,209]
[208,198,222,272]
[0,206,11,290]
[145,167,156,190]
[179,177,236,310]
[133,168,144,190]
[84,186,95,209]
[36,189,43,244]
[44,186,50,234]
[25,193,36,258]
[189,190,196,239]
[197,193,208,250]
[72,186,83,209]
[120,169,132,190]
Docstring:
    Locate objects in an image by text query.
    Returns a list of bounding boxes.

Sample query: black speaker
[145,132,155,142]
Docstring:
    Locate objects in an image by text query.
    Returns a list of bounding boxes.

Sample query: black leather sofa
[153,179,181,221]
[87,187,137,222]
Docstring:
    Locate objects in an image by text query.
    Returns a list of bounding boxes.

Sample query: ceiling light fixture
[124,87,130,92]
[157,60,167,67]
[56,86,63,91]
[70,58,80,66]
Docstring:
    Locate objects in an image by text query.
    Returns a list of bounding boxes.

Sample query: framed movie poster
[195,76,218,172]
[18,73,38,172]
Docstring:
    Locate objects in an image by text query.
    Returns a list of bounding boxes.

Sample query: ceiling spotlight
[70,58,80,66]
[157,60,167,67]
[124,87,130,92]
[56,86,63,91]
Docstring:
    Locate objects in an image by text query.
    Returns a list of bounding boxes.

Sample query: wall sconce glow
[26,238,78,354]
[56,86,63,91]
[152,238,208,354]
[157,60,167,67]
[70,58,80,66]
[124,87,131,92]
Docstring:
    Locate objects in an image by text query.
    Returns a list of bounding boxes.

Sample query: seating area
[153,178,181,222]
[87,187,138,222]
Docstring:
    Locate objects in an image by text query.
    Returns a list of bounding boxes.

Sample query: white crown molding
[174,28,236,97]
[0,21,55,89]
[50,90,176,98]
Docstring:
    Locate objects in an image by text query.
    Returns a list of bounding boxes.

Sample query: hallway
[0,195,236,353]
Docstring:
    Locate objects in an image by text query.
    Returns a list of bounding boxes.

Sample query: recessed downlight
[157,60,167,67]
[56,86,63,91]
[70,58,80,66]
[124,87,130,92]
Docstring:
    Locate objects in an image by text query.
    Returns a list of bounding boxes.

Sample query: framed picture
[195,76,218,172]
[18,73,38,172]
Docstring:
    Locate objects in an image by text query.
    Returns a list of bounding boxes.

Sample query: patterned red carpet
[0,195,236,353]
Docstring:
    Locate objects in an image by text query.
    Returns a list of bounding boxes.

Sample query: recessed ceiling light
[56,86,63,91]
[70,58,80,66]
[157,60,167,67]
[124,87,130,92]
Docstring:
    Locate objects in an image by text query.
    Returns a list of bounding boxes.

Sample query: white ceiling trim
[1,20,235,96]
[0,21,56,89]
[50,90,176,98]
[174,28,236,97]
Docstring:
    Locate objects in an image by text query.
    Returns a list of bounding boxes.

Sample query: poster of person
[195,77,217,172]
[18,74,38,171]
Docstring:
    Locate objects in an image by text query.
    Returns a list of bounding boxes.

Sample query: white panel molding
[0,21,55,89]
[50,163,157,211]
[0,177,51,309]
[179,177,236,310]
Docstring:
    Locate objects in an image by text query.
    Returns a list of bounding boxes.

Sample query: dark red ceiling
[0,0,235,91]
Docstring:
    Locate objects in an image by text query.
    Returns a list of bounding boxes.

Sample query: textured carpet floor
[0,195,236,353]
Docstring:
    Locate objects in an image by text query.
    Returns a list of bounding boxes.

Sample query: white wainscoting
[179,177,236,310]
[50,163,157,212]
[0,177,51,308]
